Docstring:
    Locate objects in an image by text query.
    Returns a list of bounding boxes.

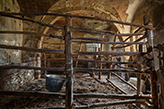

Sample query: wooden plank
[41,58,65,61]
[75,100,143,109]
[0,91,65,98]
[0,13,64,29]
[71,37,109,41]
[65,14,73,109]
[72,40,145,44]
[111,72,137,91]
[0,12,154,30]
[71,26,145,36]
[150,70,159,109]
[112,34,147,49]
[73,68,145,73]
[0,31,64,39]
[74,36,85,73]
[72,51,142,56]
[0,65,65,72]
[137,44,142,96]
[99,35,104,79]
[124,19,151,42]
[106,79,127,94]
[0,44,64,53]
[73,93,151,99]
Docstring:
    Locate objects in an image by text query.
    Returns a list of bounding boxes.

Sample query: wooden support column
[136,44,142,108]
[65,14,73,109]
[144,15,158,109]
[150,70,158,109]
[44,53,47,74]
[137,44,142,96]
[99,36,104,79]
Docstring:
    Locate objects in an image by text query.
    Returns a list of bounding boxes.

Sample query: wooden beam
[124,19,151,42]
[71,26,145,36]
[0,91,65,98]
[73,68,145,74]
[150,70,159,109]
[72,40,145,45]
[0,13,64,29]
[65,14,73,109]
[75,100,144,109]
[0,91,151,100]
[106,79,127,94]
[41,58,65,61]
[0,12,154,30]
[0,65,65,72]
[111,72,137,91]
[72,51,142,56]
[0,44,64,53]
[0,31,64,39]
[73,93,151,99]
[112,34,147,49]
[71,37,109,41]
[99,35,104,79]
[73,58,138,64]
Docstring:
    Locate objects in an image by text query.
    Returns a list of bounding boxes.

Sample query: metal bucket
[45,74,66,92]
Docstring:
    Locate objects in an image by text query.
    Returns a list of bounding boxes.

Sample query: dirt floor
[0,73,138,109]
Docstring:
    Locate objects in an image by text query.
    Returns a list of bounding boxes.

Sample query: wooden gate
[0,12,158,109]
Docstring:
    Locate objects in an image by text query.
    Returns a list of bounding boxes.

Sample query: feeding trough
[45,74,66,92]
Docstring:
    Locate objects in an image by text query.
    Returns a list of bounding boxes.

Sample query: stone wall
[0,0,36,91]
[0,0,22,64]
[0,62,34,91]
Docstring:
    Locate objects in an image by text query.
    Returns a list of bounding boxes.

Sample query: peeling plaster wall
[0,0,22,64]
[0,0,35,91]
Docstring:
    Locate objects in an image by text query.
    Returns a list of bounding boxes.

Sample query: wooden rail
[0,12,155,109]
[0,12,154,30]
[0,31,64,39]
[0,44,64,53]
[72,51,142,56]
[72,40,145,45]
[73,58,138,64]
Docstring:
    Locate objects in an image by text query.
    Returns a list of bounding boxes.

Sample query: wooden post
[137,44,142,95]
[150,70,158,109]
[44,53,47,74]
[136,44,142,108]
[65,14,73,109]
[74,36,85,74]
[99,35,104,80]
[144,15,158,109]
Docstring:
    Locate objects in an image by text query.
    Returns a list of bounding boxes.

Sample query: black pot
[45,74,66,92]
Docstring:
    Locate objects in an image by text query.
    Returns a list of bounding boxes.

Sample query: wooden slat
[0,44,64,53]
[75,100,144,109]
[0,91,65,98]
[0,13,64,29]
[0,31,64,39]
[0,91,151,100]
[72,51,142,56]
[71,37,109,41]
[112,34,147,49]
[74,68,145,73]
[72,59,138,64]
[111,72,137,91]
[0,12,154,29]
[74,93,151,99]
[124,19,151,42]
[106,79,127,94]
[65,14,73,109]
[0,65,65,72]
[72,40,145,44]
[71,26,145,36]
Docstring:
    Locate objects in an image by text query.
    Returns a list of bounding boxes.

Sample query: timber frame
[0,12,158,109]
